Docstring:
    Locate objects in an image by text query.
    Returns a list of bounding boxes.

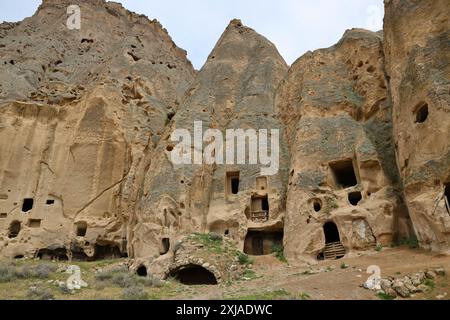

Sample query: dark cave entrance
[37,248,68,261]
[313,199,322,212]
[330,160,358,189]
[348,191,362,206]
[8,221,21,238]
[321,222,345,260]
[323,222,340,244]
[76,221,87,237]
[22,198,34,213]
[169,265,218,285]
[415,103,429,123]
[94,244,125,260]
[244,230,283,256]
[227,172,240,195]
[136,265,147,277]
[160,238,170,255]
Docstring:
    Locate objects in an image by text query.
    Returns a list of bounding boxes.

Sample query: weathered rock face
[0,0,195,259]
[277,29,411,262]
[130,20,289,272]
[0,0,448,270]
[383,0,450,251]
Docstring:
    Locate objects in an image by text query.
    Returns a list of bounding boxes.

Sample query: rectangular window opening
[330,159,358,189]
[226,172,240,195]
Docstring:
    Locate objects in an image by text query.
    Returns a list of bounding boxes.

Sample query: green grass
[271,244,287,263]
[190,233,225,253]
[376,291,395,300]
[424,279,435,289]
[390,236,419,249]
[242,269,259,280]
[236,252,253,266]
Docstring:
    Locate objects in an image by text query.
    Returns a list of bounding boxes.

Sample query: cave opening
[8,221,21,238]
[330,160,358,189]
[94,244,124,260]
[322,222,345,260]
[415,103,429,123]
[37,248,68,261]
[313,199,322,212]
[22,198,34,213]
[227,172,240,195]
[348,191,362,206]
[244,230,283,256]
[160,238,170,255]
[76,221,87,237]
[46,199,55,205]
[323,222,340,244]
[169,265,218,285]
[136,265,148,277]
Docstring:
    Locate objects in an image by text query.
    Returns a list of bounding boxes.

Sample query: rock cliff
[0,0,448,275]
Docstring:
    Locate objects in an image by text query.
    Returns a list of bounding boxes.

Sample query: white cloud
[0,0,384,69]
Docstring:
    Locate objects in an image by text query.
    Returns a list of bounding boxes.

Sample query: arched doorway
[321,222,345,260]
[323,222,340,244]
[168,264,218,285]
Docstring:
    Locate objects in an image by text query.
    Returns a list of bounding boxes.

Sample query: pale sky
[0,0,384,69]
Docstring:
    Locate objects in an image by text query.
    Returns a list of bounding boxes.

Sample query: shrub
[271,244,287,263]
[95,270,115,282]
[0,265,15,283]
[340,263,349,269]
[137,275,164,288]
[111,272,137,288]
[236,252,252,265]
[32,263,57,279]
[122,286,148,300]
[375,244,383,252]
[27,286,55,300]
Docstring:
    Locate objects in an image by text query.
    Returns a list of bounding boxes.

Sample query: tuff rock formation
[383,0,450,251]
[0,0,449,279]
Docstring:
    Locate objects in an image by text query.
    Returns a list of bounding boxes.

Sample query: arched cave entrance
[321,222,345,260]
[136,265,147,277]
[160,238,170,255]
[323,222,340,244]
[244,230,283,256]
[169,264,218,285]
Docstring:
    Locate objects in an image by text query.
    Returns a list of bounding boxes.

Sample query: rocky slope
[0,0,448,279]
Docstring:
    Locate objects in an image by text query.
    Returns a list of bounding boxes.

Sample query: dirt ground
[0,246,449,300]
[175,246,450,300]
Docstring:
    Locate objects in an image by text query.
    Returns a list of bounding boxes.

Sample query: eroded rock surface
[383,0,450,251]
[0,0,449,275]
